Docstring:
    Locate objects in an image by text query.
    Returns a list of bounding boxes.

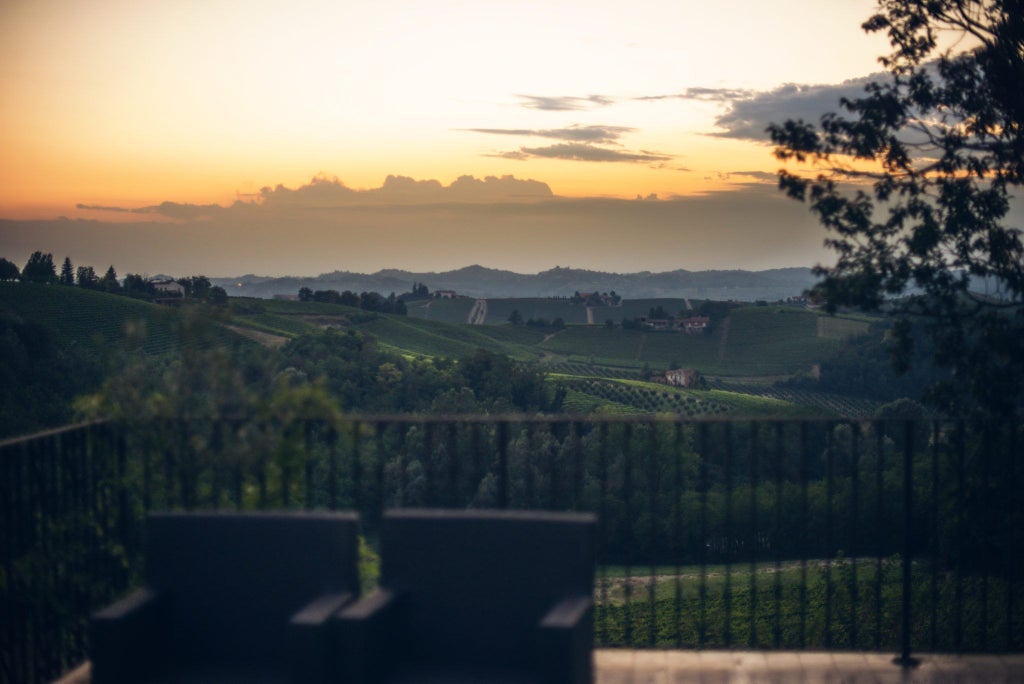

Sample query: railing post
[894,419,920,667]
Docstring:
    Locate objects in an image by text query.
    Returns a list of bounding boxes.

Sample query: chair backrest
[144,511,359,666]
[380,509,596,668]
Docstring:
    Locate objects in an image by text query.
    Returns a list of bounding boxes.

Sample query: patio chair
[336,509,596,684]
[90,511,361,684]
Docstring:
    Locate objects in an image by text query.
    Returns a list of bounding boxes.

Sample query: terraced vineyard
[544,361,639,379]
[711,380,883,418]
[0,283,189,355]
[551,377,815,417]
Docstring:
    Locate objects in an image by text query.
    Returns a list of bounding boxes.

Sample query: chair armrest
[287,592,356,684]
[89,588,170,684]
[537,595,594,684]
[334,589,406,684]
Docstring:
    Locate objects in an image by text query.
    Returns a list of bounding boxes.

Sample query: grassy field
[482,298,587,325]
[404,296,476,324]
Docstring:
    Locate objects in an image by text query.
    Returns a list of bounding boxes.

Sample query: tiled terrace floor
[595,650,1024,683]
[56,651,1024,684]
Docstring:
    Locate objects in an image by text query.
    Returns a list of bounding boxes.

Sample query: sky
[0,0,905,276]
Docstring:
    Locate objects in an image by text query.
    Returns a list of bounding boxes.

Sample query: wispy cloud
[77,201,223,219]
[520,143,671,163]
[636,87,756,103]
[465,125,633,145]
[515,94,615,111]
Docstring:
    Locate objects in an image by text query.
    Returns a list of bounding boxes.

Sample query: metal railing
[1,415,1021,683]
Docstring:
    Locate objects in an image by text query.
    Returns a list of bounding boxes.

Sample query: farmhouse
[665,368,702,388]
[149,279,184,296]
[680,316,710,333]
[434,290,457,299]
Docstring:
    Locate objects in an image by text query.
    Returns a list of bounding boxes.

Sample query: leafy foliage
[21,251,57,284]
[770,0,1024,416]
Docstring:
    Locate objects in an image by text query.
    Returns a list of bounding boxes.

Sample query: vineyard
[550,377,814,418]
[0,283,189,356]
[710,380,883,418]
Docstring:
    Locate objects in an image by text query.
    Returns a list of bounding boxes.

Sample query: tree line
[2,251,228,304]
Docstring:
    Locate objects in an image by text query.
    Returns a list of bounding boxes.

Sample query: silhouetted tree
[298,287,313,302]
[770,0,1024,417]
[181,275,211,299]
[76,266,98,289]
[0,257,19,281]
[21,251,57,283]
[508,309,523,325]
[98,266,121,294]
[59,257,74,285]
[123,274,155,299]
[207,286,228,306]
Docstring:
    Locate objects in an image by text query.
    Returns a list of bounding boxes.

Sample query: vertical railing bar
[672,421,684,650]
[647,420,658,648]
[875,420,884,651]
[930,420,940,652]
[773,422,783,648]
[799,420,808,650]
[497,421,509,510]
[955,419,965,653]
[698,422,708,649]
[825,421,834,650]
[446,422,458,507]
[749,420,759,648]
[375,421,386,520]
[622,422,634,646]
[980,421,991,652]
[303,421,315,510]
[396,423,408,508]
[597,421,610,646]
[547,422,560,511]
[1007,420,1017,651]
[724,421,733,648]
[894,419,918,667]
[572,421,583,510]
[423,421,435,507]
[209,421,223,510]
[851,421,861,650]
[525,423,535,510]
[328,423,340,511]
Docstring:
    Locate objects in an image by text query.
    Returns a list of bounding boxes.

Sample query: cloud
[78,174,555,218]
[466,125,633,144]
[76,203,134,213]
[636,87,756,103]
[709,76,878,141]
[725,170,779,183]
[516,94,615,111]
[518,143,671,163]
[77,201,223,219]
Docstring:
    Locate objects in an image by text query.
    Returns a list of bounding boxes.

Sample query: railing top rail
[0,419,109,450]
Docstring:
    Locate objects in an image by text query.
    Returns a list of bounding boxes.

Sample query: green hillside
[404,296,476,324]
[0,283,188,355]
[481,298,586,325]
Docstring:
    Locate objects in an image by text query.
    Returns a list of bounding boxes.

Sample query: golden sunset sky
[0,0,906,275]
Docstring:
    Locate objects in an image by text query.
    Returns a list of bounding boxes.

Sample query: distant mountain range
[212,265,819,302]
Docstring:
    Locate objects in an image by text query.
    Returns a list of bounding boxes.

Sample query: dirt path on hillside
[224,325,289,349]
[586,307,595,325]
[684,298,693,311]
[716,316,731,362]
[542,330,566,343]
[467,299,487,325]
